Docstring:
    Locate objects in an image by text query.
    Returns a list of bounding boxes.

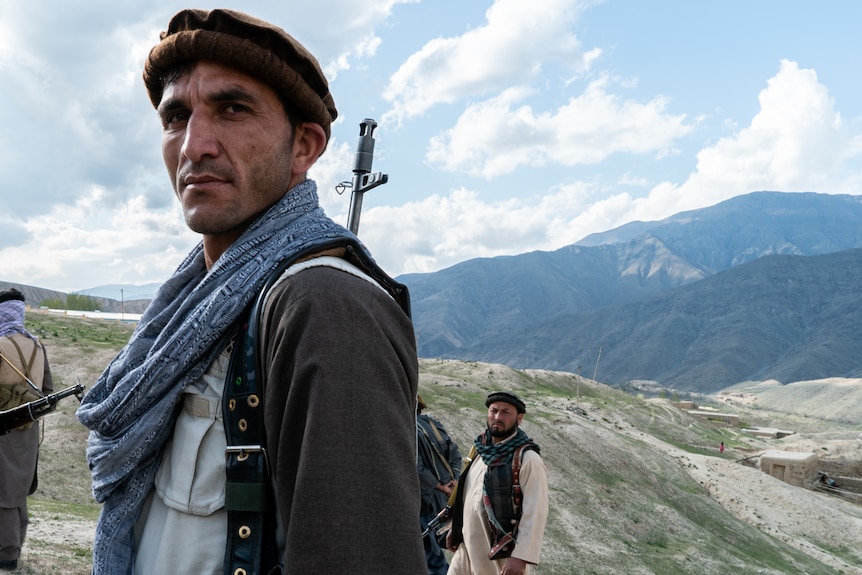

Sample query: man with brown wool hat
[77,9,424,575]
[445,391,548,575]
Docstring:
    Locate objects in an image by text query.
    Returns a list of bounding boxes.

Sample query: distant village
[672,397,862,505]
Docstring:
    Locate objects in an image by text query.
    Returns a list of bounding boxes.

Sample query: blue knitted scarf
[76,180,359,574]
[0,300,37,341]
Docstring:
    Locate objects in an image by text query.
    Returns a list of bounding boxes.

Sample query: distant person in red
[719,441,725,453]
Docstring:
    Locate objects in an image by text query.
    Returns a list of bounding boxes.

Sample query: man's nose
[181,113,219,162]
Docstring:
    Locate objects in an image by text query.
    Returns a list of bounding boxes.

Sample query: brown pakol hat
[143,8,338,141]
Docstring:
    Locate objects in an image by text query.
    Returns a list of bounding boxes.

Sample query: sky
[2,0,862,293]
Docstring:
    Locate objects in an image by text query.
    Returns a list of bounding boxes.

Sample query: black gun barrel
[347,119,389,235]
[353,119,377,174]
[0,384,85,435]
[421,505,451,539]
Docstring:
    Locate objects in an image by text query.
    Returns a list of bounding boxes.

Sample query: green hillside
[13,313,862,574]
[418,359,861,574]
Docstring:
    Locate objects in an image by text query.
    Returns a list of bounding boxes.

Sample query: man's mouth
[183,174,222,186]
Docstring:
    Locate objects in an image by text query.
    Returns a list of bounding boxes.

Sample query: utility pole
[592,346,602,382]
[576,365,582,408]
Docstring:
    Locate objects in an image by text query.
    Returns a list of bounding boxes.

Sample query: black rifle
[421,505,452,539]
[422,445,476,540]
[336,119,388,235]
[0,383,85,435]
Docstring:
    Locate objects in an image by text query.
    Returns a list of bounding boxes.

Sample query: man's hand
[436,479,457,496]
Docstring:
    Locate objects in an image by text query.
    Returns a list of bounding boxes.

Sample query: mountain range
[0,282,152,315]
[6,190,861,393]
[399,191,862,392]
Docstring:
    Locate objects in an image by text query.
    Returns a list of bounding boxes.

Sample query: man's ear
[290,122,327,177]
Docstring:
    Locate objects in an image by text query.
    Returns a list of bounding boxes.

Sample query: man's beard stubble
[488,422,518,439]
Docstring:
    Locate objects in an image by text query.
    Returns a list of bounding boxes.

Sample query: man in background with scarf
[76,8,425,574]
[0,288,54,571]
[446,392,548,575]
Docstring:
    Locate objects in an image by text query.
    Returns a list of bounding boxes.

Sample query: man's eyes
[160,103,253,128]
[163,111,189,127]
[223,103,251,114]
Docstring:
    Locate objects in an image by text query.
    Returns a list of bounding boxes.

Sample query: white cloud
[309,137,355,224]
[426,78,694,177]
[628,60,860,223]
[356,183,604,275]
[359,60,862,276]
[1,188,195,292]
[283,0,412,80]
[382,0,592,124]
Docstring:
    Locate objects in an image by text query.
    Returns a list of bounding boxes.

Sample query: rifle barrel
[0,384,85,435]
[346,118,388,235]
[421,505,451,539]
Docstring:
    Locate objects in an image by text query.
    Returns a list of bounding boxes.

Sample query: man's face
[158,61,296,241]
[487,401,523,441]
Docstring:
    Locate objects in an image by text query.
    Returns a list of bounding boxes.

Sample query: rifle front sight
[347,119,388,235]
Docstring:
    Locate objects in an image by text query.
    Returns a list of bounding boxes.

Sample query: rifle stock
[0,383,85,435]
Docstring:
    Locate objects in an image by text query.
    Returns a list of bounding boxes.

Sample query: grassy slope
[419,359,859,575]
[15,314,861,574]
[15,313,134,574]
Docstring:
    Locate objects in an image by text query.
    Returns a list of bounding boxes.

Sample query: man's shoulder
[259,257,414,344]
[519,446,546,477]
[268,257,390,302]
[520,445,542,458]
[0,333,38,351]
[417,414,438,432]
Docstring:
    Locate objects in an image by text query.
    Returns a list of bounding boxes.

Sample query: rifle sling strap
[223,303,277,575]
[222,246,322,575]
[418,419,455,481]
[8,337,38,380]
[222,245,337,575]
[223,239,408,575]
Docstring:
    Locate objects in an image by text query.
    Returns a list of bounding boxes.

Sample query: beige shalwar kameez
[448,440,548,575]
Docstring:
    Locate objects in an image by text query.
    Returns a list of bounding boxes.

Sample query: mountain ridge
[6,191,862,392]
[402,191,862,391]
[458,248,862,390]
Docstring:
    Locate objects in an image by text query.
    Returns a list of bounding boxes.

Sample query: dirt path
[620,426,862,574]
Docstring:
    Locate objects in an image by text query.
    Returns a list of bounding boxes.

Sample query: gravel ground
[620,423,862,575]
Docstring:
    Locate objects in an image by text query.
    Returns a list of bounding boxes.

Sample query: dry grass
[10,316,862,574]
